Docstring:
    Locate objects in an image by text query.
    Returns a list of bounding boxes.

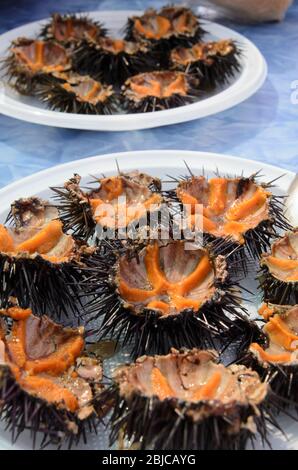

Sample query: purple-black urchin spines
[0,366,99,449]
[259,267,298,306]
[72,40,160,87]
[0,252,92,321]
[123,93,197,114]
[50,183,95,241]
[107,384,271,450]
[88,283,253,359]
[183,43,242,90]
[36,78,118,115]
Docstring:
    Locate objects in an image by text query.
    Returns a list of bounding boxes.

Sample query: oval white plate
[0,150,296,449]
[0,10,267,131]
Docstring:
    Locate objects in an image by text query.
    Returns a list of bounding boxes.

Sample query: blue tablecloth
[0,0,297,189]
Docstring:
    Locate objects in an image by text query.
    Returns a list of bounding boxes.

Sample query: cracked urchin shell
[259,229,298,305]
[169,39,242,89]
[85,238,253,358]
[39,13,107,45]
[0,307,108,449]
[246,304,298,408]
[107,348,271,450]
[0,196,100,319]
[121,71,201,113]
[2,38,71,95]
[72,37,160,87]
[169,172,292,274]
[35,72,118,115]
[51,171,163,242]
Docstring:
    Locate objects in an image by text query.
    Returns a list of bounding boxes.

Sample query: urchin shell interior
[0,197,82,263]
[250,304,298,366]
[125,6,204,44]
[36,73,117,115]
[40,13,106,43]
[108,348,269,450]
[8,39,70,76]
[116,241,222,316]
[260,230,298,305]
[116,348,267,406]
[52,171,162,239]
[122,71,200,112]
[0,307,104,447]
[169,39,241,87]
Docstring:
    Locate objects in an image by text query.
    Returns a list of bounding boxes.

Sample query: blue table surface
[0,0,297,189]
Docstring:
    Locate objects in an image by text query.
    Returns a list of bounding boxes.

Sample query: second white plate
[0,10,267,131]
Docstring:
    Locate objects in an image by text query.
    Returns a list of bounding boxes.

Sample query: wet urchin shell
[169,170,292,274]
[0,307,107,449]
[259,229,298,305]
[51,171,163,242]
[124,6,205,64]
[107,349,272,450]
[121,71,201,113]
[35,72,118,114]
[169,39,242,89]
[1,38,71,95]
[0,196,101,319]
[245,304,298,410]
[72,37,160,87]
[39,13,107,45]
[85,238,253,358]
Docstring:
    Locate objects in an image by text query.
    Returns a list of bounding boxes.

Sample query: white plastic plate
[0,11,267,131]
[0,150,296,449]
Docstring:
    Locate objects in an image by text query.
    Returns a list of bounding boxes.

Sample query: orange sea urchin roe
[177,177,270,244]
[261,230,298,282]
[0,219,74,263]
[2,308,85,412]
[250,306,298,365]
[13,40,69,73]
[118,241,214,315]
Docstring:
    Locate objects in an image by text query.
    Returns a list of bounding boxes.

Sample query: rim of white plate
[0,11,267,131]
[0,150,294,210]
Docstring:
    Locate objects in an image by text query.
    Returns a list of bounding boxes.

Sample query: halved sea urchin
[169,39,242,89]
[0,306,106,448]
[0,196,98,318]
[2,38,71,95]
[172,172,291,271]
[125,6,205,54]
[36,72,117,114]
[88,239,251,358]
[51,171,163,241]
[248,304,298,406]
[107,348,270,450]
[39,13,107,46]
[259,229,298,305]
[121,71,200,113]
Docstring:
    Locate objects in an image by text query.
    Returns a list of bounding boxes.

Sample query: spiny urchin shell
[0,307,107,448]
[1,38,71,95]
[85,238,252,358]
[121,71,201,113]
[51,171,163,242]
[169,170,291,274]
[0,196,101,319]
[107,348,271,450]
[39,13,107,45]
[169,39,242,89]
[35,72,118,114]
[259,229,298,305]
